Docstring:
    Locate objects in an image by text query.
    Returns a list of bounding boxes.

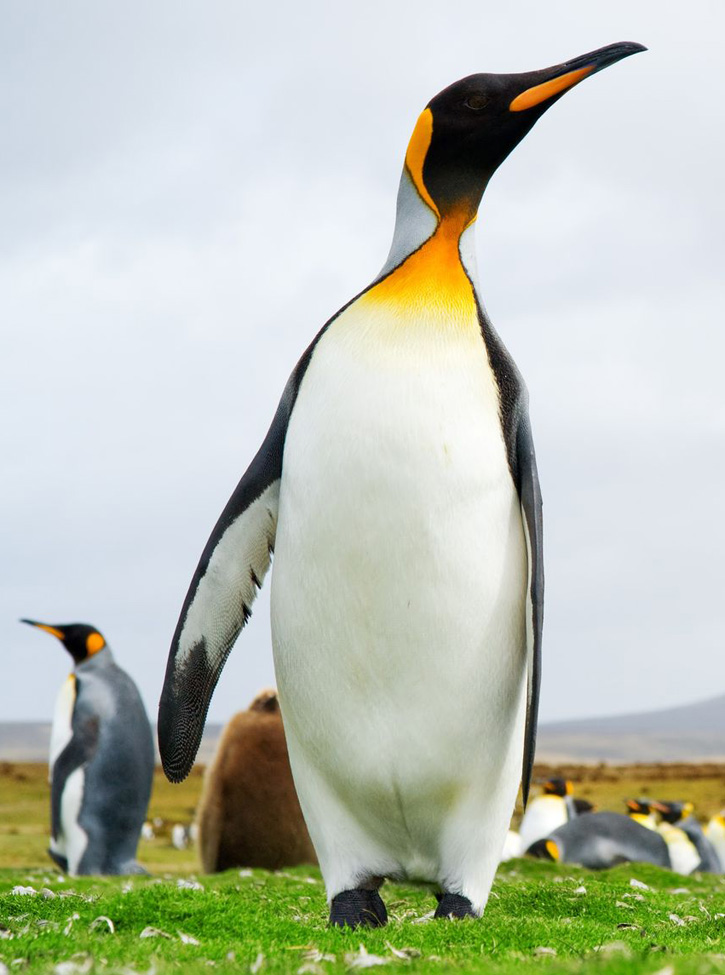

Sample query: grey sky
[2,1,723,731]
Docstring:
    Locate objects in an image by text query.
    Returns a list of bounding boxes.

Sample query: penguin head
[625,797,654,816]
[248,688,280,714]
[542,777,573,797]
[407,42,646,224]
[20,619,107,664]
[651,799,694,824]
[526,838,561,861]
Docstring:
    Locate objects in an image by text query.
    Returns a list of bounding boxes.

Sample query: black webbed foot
[434,891,477,919]
[330,888,388,928]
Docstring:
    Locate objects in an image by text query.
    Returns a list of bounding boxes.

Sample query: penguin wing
[51,706,100,841]
[516,413,544,807]
[158,344,322,783]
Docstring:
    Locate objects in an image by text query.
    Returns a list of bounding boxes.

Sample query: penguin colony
[522,787,723,874]
[21,620,154,876]
[158,42,645,928]
[196,689,317,871]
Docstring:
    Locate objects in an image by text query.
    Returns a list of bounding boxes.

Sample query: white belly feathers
[271,295,528,888]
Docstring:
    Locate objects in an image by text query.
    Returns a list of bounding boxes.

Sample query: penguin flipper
[51,712,100,842]
[158,358,317,784]
[516,414,544,807]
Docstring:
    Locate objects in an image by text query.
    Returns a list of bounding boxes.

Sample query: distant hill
[536,693,725,762]
[3,693,725,764]
[0,722,53,762]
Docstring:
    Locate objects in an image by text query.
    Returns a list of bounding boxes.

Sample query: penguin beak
[509,41,647,113]
[20,618,65,641]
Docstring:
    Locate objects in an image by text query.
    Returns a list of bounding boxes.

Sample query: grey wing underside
[517,413,544,808]
[158,398,288,782]
[156,277,382,783]
[158,336,328,783]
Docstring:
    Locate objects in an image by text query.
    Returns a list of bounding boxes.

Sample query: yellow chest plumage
[365,213,478,325]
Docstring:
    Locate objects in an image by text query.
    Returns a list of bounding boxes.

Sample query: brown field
[2,760,725,874]
[519,761,725,824]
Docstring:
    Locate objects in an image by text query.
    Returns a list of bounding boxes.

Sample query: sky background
[2,1,723,733]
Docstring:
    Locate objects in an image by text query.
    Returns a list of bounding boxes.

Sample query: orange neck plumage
[367,210,477,316]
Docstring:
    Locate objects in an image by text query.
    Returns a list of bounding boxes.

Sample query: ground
[1,763,725,973]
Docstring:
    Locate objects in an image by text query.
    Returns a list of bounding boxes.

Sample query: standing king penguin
[22,620,154,876]
[159,43,645,927]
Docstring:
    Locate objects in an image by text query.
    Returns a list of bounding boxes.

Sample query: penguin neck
[76,645,113,670]
[374,169,482,315]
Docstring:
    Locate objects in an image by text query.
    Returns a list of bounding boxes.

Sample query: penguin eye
[464,94,489,111]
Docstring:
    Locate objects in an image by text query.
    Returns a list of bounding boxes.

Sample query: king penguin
[652,800,721,874]
[21,619,154,876]
[527,811,671,870]
[158,42,645,927]
[519,777,577,851]
[625,797,660,831]
[705,813,725,870]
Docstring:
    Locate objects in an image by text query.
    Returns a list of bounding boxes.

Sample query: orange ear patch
[509,67,593,112]
[545,840,560,861]
[404,108,440,218]
[86,632,105,655]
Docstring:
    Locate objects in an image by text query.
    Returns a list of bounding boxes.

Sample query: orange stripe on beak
[34,623,65,640]
[509,66,594,112]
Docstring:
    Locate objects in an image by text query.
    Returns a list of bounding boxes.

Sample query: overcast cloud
[2,1,723,732]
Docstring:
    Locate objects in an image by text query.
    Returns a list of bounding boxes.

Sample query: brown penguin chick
[197,689,317,872]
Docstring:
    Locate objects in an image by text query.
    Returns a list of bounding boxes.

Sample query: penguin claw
[329,888,388,928]
[434,892,477,920]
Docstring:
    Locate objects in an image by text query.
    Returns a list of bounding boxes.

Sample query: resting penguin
[196,688,317,872]
[675,816,722,874]
[158,42,645,927]
[519,777,577,851]
[652,800,721,874]
[705,813,725,870]
[625,797,660,831]
[527,812,671,869]
[21,619,154,876]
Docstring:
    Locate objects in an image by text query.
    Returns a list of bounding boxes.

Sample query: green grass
[3,763,725,972]
[2,860,725,974]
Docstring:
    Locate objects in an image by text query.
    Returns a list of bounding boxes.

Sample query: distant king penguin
[159,42,645,927]
[22,619,154,876]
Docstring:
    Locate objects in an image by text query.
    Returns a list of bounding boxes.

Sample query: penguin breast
[271,295,528,794]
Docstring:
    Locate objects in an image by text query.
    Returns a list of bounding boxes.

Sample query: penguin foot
[329,888,388,928]
[434,892,477,920]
